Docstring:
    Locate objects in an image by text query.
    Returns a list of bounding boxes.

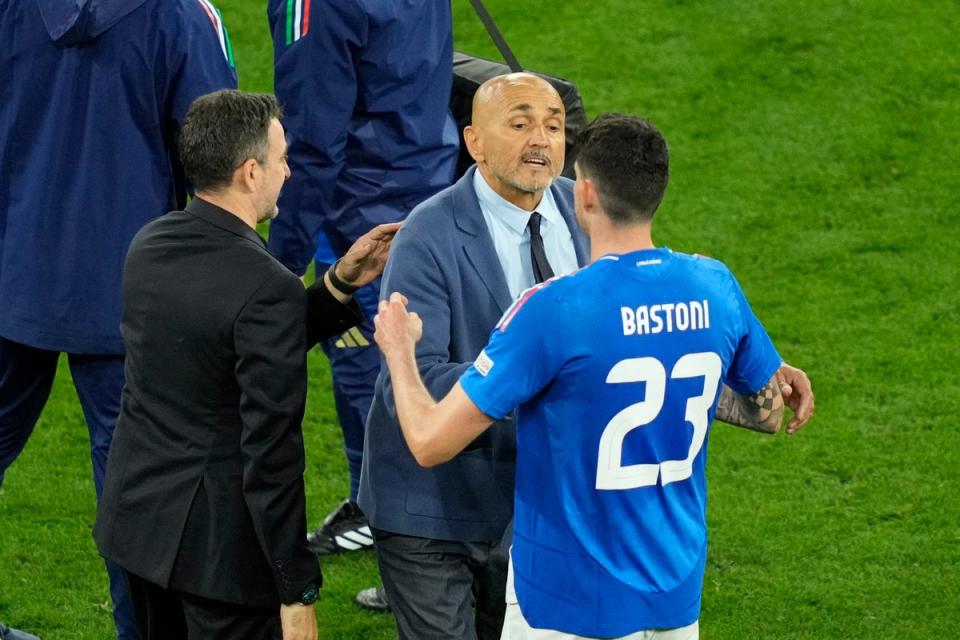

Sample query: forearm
[715,380,784,433]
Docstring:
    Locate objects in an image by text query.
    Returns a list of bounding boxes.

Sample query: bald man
[357,74,589,639]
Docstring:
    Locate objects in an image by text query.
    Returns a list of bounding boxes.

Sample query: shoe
[0,623,41,640]
[355,586,390,612]
[305,500,374,555]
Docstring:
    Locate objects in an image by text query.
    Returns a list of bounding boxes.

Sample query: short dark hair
[575,113,669,224]
[179,90,281,192]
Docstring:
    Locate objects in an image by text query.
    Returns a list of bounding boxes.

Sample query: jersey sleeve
[460,284,568,420]
[167,0,239,126]
[724,272,782,395]
[266,0,365,274]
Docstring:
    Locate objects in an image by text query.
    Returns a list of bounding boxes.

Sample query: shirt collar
[185,197,267,249]
[473,170,564,236]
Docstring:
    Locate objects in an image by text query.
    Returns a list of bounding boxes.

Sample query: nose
[528,124,548,147]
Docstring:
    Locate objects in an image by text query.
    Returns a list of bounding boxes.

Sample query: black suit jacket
[94,198,361,607]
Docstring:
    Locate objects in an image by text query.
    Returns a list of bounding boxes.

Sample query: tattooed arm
[715,376,784,434]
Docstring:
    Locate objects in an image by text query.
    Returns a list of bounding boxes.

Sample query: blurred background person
[0,0,237,637]
[266,0,459,610]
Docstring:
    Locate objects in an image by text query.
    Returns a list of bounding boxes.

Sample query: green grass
[2,0,959,638]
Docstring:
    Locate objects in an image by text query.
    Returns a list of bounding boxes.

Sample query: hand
[335,222,402,289]
[775,362,815,435]
[374,292,423,357]
[280,603,317,640]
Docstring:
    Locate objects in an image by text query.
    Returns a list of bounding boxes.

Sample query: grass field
[2,1,959,638]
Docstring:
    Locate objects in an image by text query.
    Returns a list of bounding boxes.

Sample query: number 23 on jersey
[596,351,722,491]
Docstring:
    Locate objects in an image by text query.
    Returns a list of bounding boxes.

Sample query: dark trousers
[373,528,508,640]
[0,337,138,639]
[125,571,281,640]
[316,268,381,502]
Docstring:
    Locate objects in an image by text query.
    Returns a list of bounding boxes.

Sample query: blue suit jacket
[358,167,589,542]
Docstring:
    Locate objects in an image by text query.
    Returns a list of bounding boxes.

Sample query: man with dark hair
[373,112,814,640]
[0,1,237,637]
[94,89,399,640]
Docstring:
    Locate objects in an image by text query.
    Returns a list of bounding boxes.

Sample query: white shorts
[500,554,699,640]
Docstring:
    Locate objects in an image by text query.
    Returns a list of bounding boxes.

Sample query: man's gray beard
[501,173,555,195]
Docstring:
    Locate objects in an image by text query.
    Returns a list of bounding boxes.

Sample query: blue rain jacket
[0,0,237,353]
[267,0,460,273]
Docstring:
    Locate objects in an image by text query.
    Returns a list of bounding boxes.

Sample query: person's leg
[180,591,281,640]
[374,528,479,640]
[308,271,380,554]
[0,338,58,488]
[322,277,381,502]
[473,540,508,640]
[124,571,188,640]
[69,353,139,640]
[67,353,124,499]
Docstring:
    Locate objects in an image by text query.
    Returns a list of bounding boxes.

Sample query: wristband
[326,259,361,295]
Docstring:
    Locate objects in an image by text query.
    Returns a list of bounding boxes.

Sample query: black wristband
[326,259,361,295]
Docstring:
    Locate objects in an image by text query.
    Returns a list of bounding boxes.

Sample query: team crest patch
[474,350,494,377]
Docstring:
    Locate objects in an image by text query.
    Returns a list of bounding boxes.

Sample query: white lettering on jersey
[621,300,711,336]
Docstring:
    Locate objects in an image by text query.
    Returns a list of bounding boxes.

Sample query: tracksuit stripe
[213,6,235,67]
[196,0,229,64]
[285,0,294,44]
[195,0,217,30]
[284,0,309,44]
[293,0,302,41]
[301,0,311,36]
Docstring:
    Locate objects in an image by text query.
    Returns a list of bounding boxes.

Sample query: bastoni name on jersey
[621,300,710,336]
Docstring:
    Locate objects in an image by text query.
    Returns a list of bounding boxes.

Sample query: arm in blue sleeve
[267,0,366,274]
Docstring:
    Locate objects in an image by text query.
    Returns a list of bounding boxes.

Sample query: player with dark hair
[373,113,814,639]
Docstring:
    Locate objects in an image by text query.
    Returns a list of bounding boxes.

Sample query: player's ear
[577,172,598,213]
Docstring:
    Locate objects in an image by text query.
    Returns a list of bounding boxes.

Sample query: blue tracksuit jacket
[0,0,238,354]
[266,0,460,273]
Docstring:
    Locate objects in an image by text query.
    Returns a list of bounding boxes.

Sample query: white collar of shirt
[473,170,565,235]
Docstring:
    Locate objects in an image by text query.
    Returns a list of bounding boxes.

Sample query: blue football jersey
[459,248,781,637]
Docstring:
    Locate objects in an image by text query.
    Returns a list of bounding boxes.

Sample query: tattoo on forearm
[715,382,782,433]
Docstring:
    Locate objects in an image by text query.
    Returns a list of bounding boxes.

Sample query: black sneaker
[305,500,374,555]
[355,586,390,612]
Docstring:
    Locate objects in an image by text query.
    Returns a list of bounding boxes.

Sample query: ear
[577,175,599,213]
[463,125,484,163]
[234,157,260,193]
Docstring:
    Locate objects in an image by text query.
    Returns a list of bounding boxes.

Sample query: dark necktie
[528,212,555,284]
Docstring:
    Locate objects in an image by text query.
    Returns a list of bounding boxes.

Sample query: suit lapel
[452,168,514,314]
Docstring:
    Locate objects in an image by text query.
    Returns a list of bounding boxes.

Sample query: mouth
[521,154,551,168]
